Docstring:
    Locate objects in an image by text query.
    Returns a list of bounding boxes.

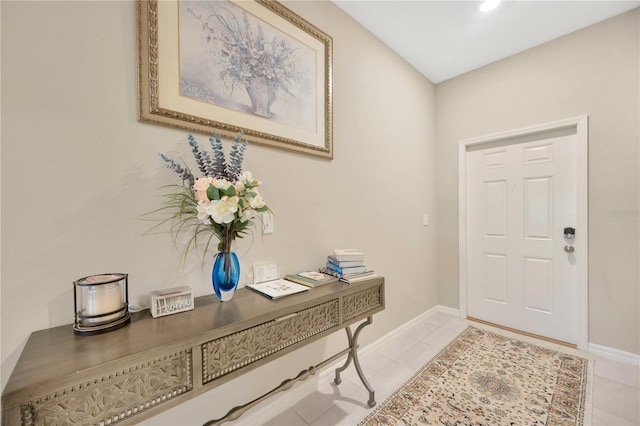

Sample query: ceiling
[332,1,640,83]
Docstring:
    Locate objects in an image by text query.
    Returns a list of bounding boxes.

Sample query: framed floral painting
[138,0,333,159]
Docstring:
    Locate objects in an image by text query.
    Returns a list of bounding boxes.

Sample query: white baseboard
[588,343,640,366]
[435,305,461,317]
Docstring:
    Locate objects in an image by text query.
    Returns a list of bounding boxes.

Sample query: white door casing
[458,116,588,349]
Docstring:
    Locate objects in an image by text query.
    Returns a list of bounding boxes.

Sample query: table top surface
[2,276,384,398]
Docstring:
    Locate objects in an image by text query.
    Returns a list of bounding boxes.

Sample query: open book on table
[246,279,309,299]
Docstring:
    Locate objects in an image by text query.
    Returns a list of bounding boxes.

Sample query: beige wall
[0,0,438,420]
[436,9,640,354]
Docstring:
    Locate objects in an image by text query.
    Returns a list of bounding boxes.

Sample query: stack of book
[320,249,375,283]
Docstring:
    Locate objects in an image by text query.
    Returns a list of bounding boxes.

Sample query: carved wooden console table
[2,276,385,425]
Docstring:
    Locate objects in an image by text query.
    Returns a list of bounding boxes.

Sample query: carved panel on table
[343,285,383,321]
[202,300,339,384]
[20,349,192,426]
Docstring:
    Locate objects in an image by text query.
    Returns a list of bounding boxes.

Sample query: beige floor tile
[594,357,640,388]
[262,408,307,426]
[592,376,640,423]
[375,334,419,360]
[440,316,470,333]
[367,360,414,391]
[401,320,440,341]
[423,311,454,326]
[338,351,393,386]
[592,407,639,426]
[291,380,364,424]
[395,341,440,371]
[418,325,463,349]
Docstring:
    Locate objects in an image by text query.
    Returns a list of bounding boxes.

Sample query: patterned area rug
[359,327,591,426]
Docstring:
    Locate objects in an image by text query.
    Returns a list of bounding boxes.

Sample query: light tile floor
[237,312,640,426]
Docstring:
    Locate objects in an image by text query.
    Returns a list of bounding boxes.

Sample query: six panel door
[466,131,578,344]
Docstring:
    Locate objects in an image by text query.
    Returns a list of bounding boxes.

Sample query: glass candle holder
[73,273,130,335]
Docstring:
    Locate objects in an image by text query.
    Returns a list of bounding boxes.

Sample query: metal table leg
[333,316,376,407]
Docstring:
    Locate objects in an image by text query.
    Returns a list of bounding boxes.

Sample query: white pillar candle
[82,282,124,325]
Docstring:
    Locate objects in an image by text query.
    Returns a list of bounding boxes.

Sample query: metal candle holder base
[73,273,130,336]
[73,310,131,336]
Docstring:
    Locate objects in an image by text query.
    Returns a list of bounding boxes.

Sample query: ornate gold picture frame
[138,0,333,159]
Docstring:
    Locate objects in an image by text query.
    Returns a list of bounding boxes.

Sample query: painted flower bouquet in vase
[157,132,270,301]
[186,4,300,118]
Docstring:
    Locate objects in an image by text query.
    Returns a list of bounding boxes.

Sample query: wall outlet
[423,213,429,226]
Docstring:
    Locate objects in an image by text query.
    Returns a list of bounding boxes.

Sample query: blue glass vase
[212,252,240,301]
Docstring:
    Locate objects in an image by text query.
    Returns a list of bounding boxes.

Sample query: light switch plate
[262,213,274,234]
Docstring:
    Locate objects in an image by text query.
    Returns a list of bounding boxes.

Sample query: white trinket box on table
[150,286,194,318]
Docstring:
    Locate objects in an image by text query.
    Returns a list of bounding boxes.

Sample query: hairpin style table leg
[334,316,376,407]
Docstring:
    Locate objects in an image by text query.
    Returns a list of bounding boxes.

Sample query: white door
[465,129,578,344]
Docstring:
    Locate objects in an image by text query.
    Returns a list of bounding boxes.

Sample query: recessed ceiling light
[480,0,501,12]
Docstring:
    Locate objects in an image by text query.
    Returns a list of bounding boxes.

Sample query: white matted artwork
[138,0,334,159]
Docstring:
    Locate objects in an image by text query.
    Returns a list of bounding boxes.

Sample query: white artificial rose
[249,192,265,209]
[206,196,239,224]
[240,208,256,223]
[214,179,232,190]
[226,195,240,210]
[241,171,261,188]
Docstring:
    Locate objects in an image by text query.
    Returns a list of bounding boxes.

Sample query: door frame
[458,116,589,350]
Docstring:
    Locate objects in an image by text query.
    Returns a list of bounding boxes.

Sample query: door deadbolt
[564,227,575,239]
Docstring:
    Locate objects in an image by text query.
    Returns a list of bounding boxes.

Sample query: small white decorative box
[150,286,194,318]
